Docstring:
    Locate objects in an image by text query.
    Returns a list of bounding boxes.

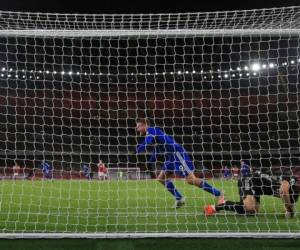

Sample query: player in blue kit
[240,160,251,177]
[40,161,53,180]
[81,163,93,180]
[135,118,224,208]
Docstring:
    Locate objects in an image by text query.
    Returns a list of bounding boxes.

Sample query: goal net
[107,167,141,180]
[0,6,300,238]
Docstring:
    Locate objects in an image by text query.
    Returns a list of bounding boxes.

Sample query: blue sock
[200,181,221,197]
[165,180,183,200]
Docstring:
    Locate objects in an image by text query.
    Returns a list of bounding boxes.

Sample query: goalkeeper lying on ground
[204,165,300,218]
[135,118,224,208]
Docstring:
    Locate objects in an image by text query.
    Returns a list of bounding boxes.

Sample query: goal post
[107,167,141,180]
[0,6,300,238]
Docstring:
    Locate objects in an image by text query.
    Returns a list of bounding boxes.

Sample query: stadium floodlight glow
[251,63,260,71]
[269,63,275,68]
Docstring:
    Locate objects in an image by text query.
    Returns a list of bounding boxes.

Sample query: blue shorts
[162,151,195,177]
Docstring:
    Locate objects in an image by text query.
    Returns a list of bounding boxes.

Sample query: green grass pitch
[0,178,299,233]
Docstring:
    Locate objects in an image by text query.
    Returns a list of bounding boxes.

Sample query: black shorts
[237,177,253,202]
[288,176,299,204]
[238,176,299,204]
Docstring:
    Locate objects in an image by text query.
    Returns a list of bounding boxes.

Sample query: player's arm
[127,134,155,164]
[148,148,157,163]
[279,180,294,217]
[136,134,155,154]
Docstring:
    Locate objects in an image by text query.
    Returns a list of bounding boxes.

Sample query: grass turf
[0,178,299,233]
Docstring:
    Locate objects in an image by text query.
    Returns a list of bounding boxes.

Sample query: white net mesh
[0,6,300,237]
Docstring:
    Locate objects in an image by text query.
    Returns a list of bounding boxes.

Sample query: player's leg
[185,172,222,198]
[204,195,259,216]
[243,195,259,214]
[174,152,222,198]
[157,168,184,205]
[279,180,294,217]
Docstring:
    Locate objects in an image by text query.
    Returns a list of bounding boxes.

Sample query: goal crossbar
[0,29,300,37]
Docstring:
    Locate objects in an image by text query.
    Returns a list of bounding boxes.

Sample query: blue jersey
[136,127,186,159]
[136,127,194,177]
[82,164,90,175]
[240,162,251,177]
[40,162,52,174]
[223,166,231,178]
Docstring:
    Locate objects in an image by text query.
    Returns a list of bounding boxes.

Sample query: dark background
[0,0,300,13]
[0,0,300,175]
